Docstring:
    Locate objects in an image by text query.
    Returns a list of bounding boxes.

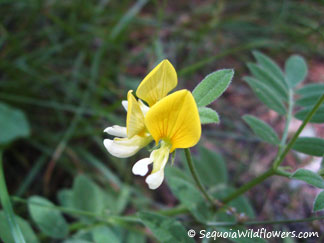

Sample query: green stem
[184,148,215,207]
[207,215,324,227]
[222,168,275,204]
[0,151,26,243]
[273,93,324,169]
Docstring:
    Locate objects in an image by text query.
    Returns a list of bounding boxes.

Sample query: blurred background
[1,0,324,242]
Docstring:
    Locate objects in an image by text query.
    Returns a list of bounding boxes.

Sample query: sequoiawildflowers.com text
[187,228,319,240]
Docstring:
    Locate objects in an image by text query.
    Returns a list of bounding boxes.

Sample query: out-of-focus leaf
[193,69,234,107]
[28,196,68,239]
[296,94,322,107]
[296,83,324,96]
[291,169,324,188]
[313,191,324,212]
[139,211,194,243]
[244,77,286,115]
[285,55,308,88]
[247,63,288,100]
[92,226,120,243]
[295,106,324,123]
[252,51,287,88]
[166,176,212,223]
[0,211,38,243]
[115,185,130,215]
[72,175,105,215]
[57,189,73,208]
[125,231,145,243]
[195,147,228,186]
[243,115,280,145]
[0,102,30,145]
[293,137,324,156]
[198,107,220,124]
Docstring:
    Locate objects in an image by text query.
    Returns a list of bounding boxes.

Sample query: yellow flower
[132,89,201,189]
[103,59,177,158]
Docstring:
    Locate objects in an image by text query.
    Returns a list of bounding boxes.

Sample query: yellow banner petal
[136,59,177,107]
[126,90,146,138]
[145,90,201,151]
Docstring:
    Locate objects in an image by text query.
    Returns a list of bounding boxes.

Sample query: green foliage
[72,175,105,216]
[244,76,286,115]
[194,147,228,186]
[28,196,68,239]
[285,55,308,88]
[291,169,324,189]
[0,211,38,243]
[295,106,324,123]
[139,211,194,243]
[0,102,30,145]
[0,0,323,240]
[252,51,286,87]
[91,226,120,243]
[313,191,324,212]
[247,63,288,100]
[243,115,280,145]
[292,137,324,156]
[166,176,212,223]
[193,69,234,107]
[198,107,220,124]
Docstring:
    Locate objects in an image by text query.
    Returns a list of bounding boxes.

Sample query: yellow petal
[144,90,201,152]
[126,90,146,138]
[136,59,177,107]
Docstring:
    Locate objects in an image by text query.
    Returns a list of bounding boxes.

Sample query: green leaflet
[291,169,324,189]
[28,196,68,239]
[193,69,234,107]
[0,102,30,145]
[285,55,308,88]
[198,107,220,124]
[243,115,280,145]
[244,76,286,115]
[292,137,324,156]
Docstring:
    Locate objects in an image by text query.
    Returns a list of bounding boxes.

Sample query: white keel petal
[145,170,164,190]
[104,125,127,137]
[132,157,153,176]
[103,135,152,158]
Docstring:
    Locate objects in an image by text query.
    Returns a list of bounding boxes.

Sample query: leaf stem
[273,93,324,169]
[184,148,216,207]
[0,150,26,243]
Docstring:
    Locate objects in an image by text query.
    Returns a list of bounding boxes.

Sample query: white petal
[103,135,152,158]
[144,142,170,190]
[103,125,127,137]
[145,170,164,190]
[132,157,153,176]
[121,100,128,111]
[138,99,150,116]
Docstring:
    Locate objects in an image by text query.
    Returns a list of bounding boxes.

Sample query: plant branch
[184,148,216,207]
[222,168,275,204]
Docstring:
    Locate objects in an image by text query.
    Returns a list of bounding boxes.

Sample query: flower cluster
[104,60,201,189]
